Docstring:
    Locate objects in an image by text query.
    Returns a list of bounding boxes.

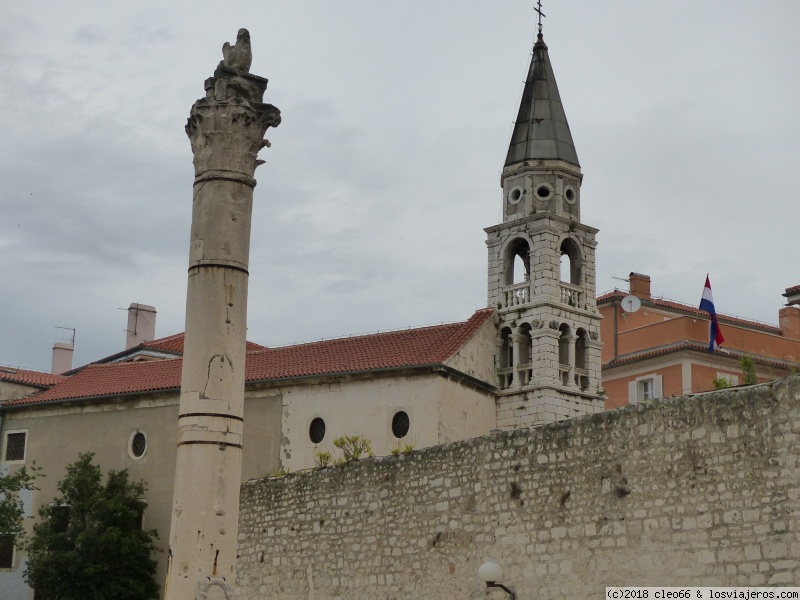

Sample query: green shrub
[712,377,732,390]
[333,435,374,465]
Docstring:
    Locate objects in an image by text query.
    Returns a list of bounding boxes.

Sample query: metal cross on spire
[534,0,546,35]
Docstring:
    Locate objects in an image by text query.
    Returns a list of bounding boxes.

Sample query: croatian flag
[699,275,725,352]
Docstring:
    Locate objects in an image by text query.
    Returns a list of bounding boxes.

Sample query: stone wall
[237,376,800,599]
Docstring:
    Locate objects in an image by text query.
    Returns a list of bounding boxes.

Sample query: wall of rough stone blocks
[237,375,800,599]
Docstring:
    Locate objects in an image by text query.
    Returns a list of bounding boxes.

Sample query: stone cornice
[484,212,598,236]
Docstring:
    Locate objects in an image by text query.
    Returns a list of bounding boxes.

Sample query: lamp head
[478,561,504,585]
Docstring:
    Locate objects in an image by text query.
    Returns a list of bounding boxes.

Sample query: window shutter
[628,381,637,404]
[654,375,663,399]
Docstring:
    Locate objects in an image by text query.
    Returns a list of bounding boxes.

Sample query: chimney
[126,303,157,349]
[51,342,73,374]
[629,272,651,300]
[780,306,800,340]
[780,286,800,340]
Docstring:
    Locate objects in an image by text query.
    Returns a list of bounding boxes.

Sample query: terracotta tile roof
[141,333,186,353]
[0,367,66,388]
[603,341,791,371]
[597,289,782,334]
[3,309,495,407]
[83,333,268,368]
[5,359,184,406]
[143,333,267,354]
[245,308,495,382]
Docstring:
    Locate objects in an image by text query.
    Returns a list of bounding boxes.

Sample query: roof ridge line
[256,309,495,352]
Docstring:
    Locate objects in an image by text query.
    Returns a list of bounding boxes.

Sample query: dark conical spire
[505,33,580,168]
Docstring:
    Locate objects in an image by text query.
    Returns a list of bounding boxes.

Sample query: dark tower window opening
[508,186,523,205]
[559,238,582,286]
[504,238,531,286]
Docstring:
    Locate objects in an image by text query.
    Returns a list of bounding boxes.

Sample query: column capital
[186,54,281,182]
[187,99,281,181]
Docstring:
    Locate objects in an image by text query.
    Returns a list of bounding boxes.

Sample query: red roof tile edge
[603,340,792,371]
[0,367,67,388]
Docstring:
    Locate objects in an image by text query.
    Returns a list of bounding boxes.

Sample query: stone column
[511,332,525,388]
[165,29,280,600]
[566,333,577,388]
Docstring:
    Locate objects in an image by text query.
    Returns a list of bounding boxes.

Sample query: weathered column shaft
[511,332,523,389]
[165,28,280,600]
[566,333,577,388]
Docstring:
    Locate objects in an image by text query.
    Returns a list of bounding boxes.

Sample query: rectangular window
[0,534,15,569]
[716,372,739,386]
[628,374,663,404]
[3,431,27,462]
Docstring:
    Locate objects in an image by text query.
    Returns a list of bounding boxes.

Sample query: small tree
[741,356,757,385]
[0,465,41,540]
[24,453,159,600]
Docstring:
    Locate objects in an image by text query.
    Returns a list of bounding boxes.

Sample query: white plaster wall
[444,315,497,385]
[0,381,41,402]
[279,373,496,472]
[436,377,496,444]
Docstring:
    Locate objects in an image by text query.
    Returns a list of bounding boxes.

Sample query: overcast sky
[2,1,798,373]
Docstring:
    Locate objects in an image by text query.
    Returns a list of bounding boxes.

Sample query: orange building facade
[598,273,800,409]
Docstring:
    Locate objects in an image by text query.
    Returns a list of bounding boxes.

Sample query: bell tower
[486,27,603,428]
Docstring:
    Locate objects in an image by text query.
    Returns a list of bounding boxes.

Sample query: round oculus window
[391,411,410,439]
[564,187,576,204]
[309,417,326,444]
[508,186,523,205]
[536,185,551,199]
[130,431,146,459]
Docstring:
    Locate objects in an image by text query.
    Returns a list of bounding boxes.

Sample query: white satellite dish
[621,295,641,313]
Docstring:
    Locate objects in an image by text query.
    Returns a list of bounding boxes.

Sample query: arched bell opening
[517,322,534,387]
[559,237,583,286]
[504,238,531,286]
